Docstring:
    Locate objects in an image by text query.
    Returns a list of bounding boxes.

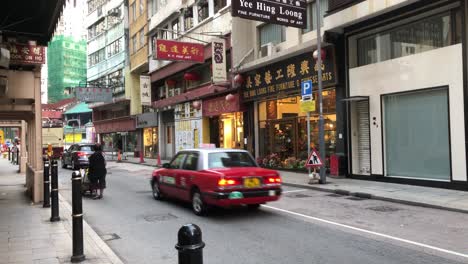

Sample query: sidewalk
[119,158,468,214]
[0,158,123,264]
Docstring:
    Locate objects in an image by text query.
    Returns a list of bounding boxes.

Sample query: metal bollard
[50,160,60,222]
[175,224,205,264]
[8,147,10,161]
[43,158,51,208]
[71,170,85,262]
[17,148,20,166]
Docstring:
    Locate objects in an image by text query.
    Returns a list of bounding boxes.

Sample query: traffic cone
[157,153,161,167]
[139,150,145,163]
[117,150,122,163]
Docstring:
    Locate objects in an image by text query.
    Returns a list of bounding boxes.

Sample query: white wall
[349,45,466,181]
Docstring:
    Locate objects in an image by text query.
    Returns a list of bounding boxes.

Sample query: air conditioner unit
[108,7,121,17]
[0,48,10,69]
[0,76,8,97]
[259,43,276,58]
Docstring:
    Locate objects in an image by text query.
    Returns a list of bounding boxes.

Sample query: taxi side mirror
[162,163,170,169]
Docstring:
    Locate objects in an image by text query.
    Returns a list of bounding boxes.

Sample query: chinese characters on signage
[75,87,113,103]
[203,94,241,117]
[212,39,227,83]
[140,75,152,106]
[154,39,205,63]
[9,43,45,64]
[241,46,336,102]
[232,0,307,28]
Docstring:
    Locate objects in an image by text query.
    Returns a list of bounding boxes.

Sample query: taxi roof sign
[200,143,216,149]
[305,149,323,167]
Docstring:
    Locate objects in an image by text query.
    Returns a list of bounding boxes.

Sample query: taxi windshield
[208,152,256,168]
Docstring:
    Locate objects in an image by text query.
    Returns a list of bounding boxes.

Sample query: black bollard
[71,170,85,262]
[8,147,10,161]
[50,160,60,222]
[17,148,20,167]
[175,224,205,264]
[43,158,51,208]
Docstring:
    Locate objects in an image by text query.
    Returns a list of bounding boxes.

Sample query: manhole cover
[101,233,120,241]
[367,206,401,212]
[347,197,366,201]
[326,194,344,197]
[292,194,312,198]
[144,213,178,222]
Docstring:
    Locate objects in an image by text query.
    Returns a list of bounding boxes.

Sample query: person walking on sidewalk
[88,144,107,200]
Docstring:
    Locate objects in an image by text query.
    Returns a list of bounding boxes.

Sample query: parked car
[150,148,282,215]
[62,144,98,170]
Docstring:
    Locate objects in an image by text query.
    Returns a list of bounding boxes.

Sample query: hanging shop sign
[75,86,113,103]
[202,94,242,117]
[241,47,336,102]
[8,43,45,64]
[140,75,152,106]
[154,39,205,63]
[212,38,227,83]
[232,0,307,29]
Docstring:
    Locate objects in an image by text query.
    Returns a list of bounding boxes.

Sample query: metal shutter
[356,101,370,174]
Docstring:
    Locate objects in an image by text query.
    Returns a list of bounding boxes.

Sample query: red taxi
[150,149,282,215]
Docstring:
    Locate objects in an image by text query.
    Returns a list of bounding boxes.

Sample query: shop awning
[341,96,369,102]
[152,84,232,109]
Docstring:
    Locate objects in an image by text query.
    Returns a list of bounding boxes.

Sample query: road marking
[263,205,468,259]
[282,189,308,194]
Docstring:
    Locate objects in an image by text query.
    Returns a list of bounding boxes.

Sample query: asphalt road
[57,162,468,264]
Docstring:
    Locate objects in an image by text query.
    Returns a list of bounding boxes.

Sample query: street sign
[300,100,316,112]
[306,149,323,168]
[301,80,313,98]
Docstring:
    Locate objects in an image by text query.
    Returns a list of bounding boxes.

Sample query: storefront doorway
[209,113,244,149]
[268,120,297,161]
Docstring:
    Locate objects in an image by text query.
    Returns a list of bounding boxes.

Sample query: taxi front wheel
[152,181,163,200]
[192,190,208,216]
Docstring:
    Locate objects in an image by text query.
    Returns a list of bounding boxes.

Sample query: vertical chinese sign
[212,39,227,83]
[140,75,152,106]
[8,43,45,65]
[154,39,205,63]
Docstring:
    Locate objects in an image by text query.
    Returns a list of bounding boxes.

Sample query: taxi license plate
[244,177,261,188]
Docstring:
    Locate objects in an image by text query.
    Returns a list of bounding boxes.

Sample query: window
[88,0,107,14]
[169,153,185,169]
[214,0,227,13]
[88,19,105,39]
[357,11,461,66]
[303,0,328,33]
[139,0,144,15]
[259,23,285,46]
[89,75,107,87]
[132,35,137,53]
[384,88,450,180]
[107,38,122,57]
[184,7,194,31]
[197,0,209,22]
[108,69,123,89]
[107,12,120,28]
[182,153,199,170]
[131,2,136,21]
[148,0,158,16]
[140,29,145,48]
[171,19,179,39]
[88,48,106,66]
[208,152,256,169]
[79,145,97,151]
[159,25,169,39]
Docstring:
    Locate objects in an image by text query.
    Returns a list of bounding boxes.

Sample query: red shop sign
[9,43,45,64]
[154,39,205,63]
[203,94,241,117]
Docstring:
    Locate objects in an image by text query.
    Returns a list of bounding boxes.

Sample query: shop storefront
[136,112,159,158]
[242,47,338,171]
[203,93,245,149]
[94,117,137,154]
[344,2,467,186]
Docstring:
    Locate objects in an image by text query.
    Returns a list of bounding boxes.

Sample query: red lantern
[225,93,236,102]
[313,49,327,61]
[233,74,244,85]
[166,79,176,86]
[192,100,201,110]
[184,72,199,81]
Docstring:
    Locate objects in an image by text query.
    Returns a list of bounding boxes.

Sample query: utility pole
[316,0,326,184]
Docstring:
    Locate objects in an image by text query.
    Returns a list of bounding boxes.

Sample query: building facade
[47,35,87,103]
[86,0,137,154]
[324,0,468,188]
[148,0,234,160]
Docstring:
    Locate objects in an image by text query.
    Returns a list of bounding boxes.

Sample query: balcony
[327,0,364,14]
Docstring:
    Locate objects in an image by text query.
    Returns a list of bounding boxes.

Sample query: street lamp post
[316,1,326,184]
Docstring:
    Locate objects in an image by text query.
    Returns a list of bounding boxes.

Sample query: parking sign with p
[301,80,313,100]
